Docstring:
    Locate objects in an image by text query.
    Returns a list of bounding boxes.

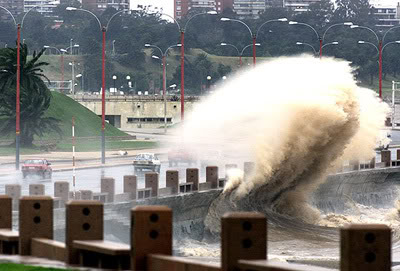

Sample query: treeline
[0,0,398,94]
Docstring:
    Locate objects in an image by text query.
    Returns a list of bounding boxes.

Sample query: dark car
[21,159,52,179]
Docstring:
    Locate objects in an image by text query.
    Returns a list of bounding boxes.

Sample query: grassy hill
[45,91,126,138]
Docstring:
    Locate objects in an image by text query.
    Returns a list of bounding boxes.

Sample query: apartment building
[24,0,58,16]
[283,0,320,12]
[174,0,233,19]
[370,0,400,27]
[81,0,129,13]
[233,0,265,18]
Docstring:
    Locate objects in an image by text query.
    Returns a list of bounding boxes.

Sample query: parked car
[21,159,52,179]
[133,153,161,173]
[168,148,196,167]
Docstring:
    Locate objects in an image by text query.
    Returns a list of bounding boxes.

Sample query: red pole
[163,55,166,98]
[379,40,382,98]
[163,55,167,133]
[180,31,184,121]
[239,55,242,67]
[61,53,64,83]
[101,26,106,164]
[319,38,322,59]
[72,116,76,190]
[16,24,21,170]
[252,35,256,67]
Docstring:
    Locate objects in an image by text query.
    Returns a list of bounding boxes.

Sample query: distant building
[370,0,400,28]
[23,0,59,16]
[0,0,24,18]
[282,0,321,13]
[233,0,265,18]
[174,0,232,19]
[81,0,129,13]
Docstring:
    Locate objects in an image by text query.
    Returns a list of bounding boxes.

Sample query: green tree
[0,44,62,146]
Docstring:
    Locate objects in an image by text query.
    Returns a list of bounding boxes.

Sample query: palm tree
[0,44,62,147]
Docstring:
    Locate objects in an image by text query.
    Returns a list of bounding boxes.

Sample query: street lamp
[44,45,67,84]
[296,41,338,56]
[358,39,400,98]
[145,43,181,133]
[67,6,126,164]
[352,24,400,98]
[207,75,212,91]
[66,44,79,55]
[112,40,116,55]
[126,75,131,94]
[150,10,217,122]
[0,3,55,169]
[221,17,287,66]
[76,73,83,92]
[219,42,261,67]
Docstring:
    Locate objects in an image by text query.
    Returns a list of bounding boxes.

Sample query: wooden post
[0,196,12,229]
[19,196,53,255]
[5,184,21,210]
[101,177,115,203]
[80,190,93,200]
[341,224,391,271]
[145,173,159,197]
[166,170,179,194]
[186,168,199,191]
[222,212,266,271]
[381,150,391,167]
[131,206,172,270]
[243,162,255,181]
[124,175,137,200]
[65,200,103,264]
[206,166,218,189]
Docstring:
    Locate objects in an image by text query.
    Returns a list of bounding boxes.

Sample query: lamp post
[67,7,126,164]
[358,39,400,98]
[126,75,131,94]
[207,75,212,91]
[151,10,217,122]
[76,73,83,92]
[0,4,51,170]
[296,41,338,56]
[66,44,79,55]
[112,40,116,55]
[220,42,261,67]
[44,46,67,84]
[221,17,287,67]
[145,43,181,134]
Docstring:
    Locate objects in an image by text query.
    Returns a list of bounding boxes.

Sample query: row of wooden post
[0,194,393,271]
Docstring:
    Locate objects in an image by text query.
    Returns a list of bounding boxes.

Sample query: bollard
[243,162,255,181]
[0,196,12,229]
[221,212,267,271]
[397,149,400,161]
[101,177,115,203]
[123,175,137,200]
[65,200,103,265]
[341,224,391,271]
[131,206,172,270]
[381,150,391,167]
[145,173,159,197]
[5,184,21,210]
[206,166,218,189]
[166,170,179,194]
[80,190,93,200]
[29,184,45,196]
[54,182,69,202]
[186,168,199,191]
[225,164,238,179]
[19,196,53,255]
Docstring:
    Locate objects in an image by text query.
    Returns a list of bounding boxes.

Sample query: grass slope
[0,263,75,271]
[45,91,126,138]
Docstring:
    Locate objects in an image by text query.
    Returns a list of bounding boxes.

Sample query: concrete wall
[76,97,197,129]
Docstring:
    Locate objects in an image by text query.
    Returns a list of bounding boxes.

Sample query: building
[370,0,400,28]
[81,0,129,13]
[0,0,24,18]
[233,0,265,18]
[174,0,233,19]
[282,0,321,13]
[23,0,59,16]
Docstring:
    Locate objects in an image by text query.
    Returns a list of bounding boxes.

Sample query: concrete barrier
[145,173,159,198]
[206,166,218,189]
[186,168,199,191]
[123,175,137,200]
[29,184,45,196]
[166,170,179,194]
[101,177,115,203]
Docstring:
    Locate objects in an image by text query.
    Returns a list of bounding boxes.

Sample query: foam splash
[170,55,389,222]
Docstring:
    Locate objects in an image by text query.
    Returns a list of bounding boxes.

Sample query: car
[133,153,161,173]
[168,148,196,167]
[21,159,52,179]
